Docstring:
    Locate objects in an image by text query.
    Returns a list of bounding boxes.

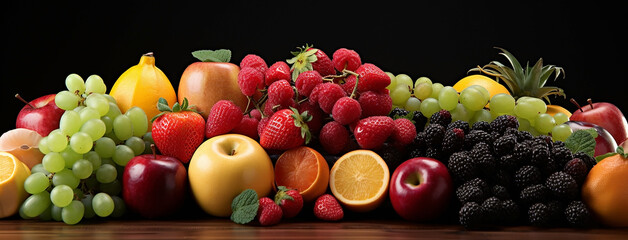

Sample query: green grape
[468,85,490,103]
[391,85,412,108]
[61,147,83,169]
[395,74,413,89]
[55,90,80,110]
[460,87,487,112]
[142,132,154,154]
[385,72,397,91]
[51,205,63,221]
[105,131,123,144]
[517,116,531,131]
[30,163,50,175]
[125,107,149,137]
[61,200,84,225]
[85,75,107,94]
[99,179,122,196]
[81,194,96,219]
[404,97,421,112]
[420,98,441,119]
[81,118,106,140]
[38,137,50,154]
[526,97,548,115]
[21,191,51,218]
[102,94,117,104]
[69,132,93,154]
[42,152,65,173]
[101,158,114,166]
[96,164,117,183]
[92,192,114,217]
[85,93,110,116]
[113,115,133,141]
[52,169,80,189]
[414,76,432,87]
[65,73,85,95]
[101,116,113,134]
[551,124,573,142]
[84,151,102,170]
[59,110,82,136]
[513,101,538,120]
[112,145,134,166]
[24,172,50,194]
[105,102,122,120]
[47,130,68,153]
[413,82,432,100]
[110,195,126,218]
[19,203,32,219]
[490,93,516,114]
[125,136,146,156]
[429,83,444,99]
[470,109,492,124]
[553,112,569,125]
[72,105,85,113]
[50,185,74,208]
[94,137,116,158]
[450,103,475,122]
[534,113,556,134]
[72,159,93,179]
[438,86,459,111]
[39,204,53,221]
[79,107,100,126]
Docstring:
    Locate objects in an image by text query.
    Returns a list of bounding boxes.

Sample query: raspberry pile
[401,111,596,228]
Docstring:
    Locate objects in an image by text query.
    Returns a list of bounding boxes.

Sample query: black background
[2,1,627,135]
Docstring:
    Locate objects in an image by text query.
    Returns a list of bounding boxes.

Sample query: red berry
[274,187,303,219]
[353,116,394,150]
[265,61,291,86]
[230,115,260,140]
[319,121,349,155]
[151,98,205,164]
[205,100,243,139]
[295,70,323,97]
[308,48,335,77]
[257,117,269,138]
[355,63,390,92]
[259,108,311,150]
[257,197,282,226]
[297,102,324,136]
[310,83,347,114]
[249,109,262,121]
[332,48,361,72]
[391,118,417,146]
[267,79,294,106]
[341,76,358,97]
[238,67,264,96]
[240,54,268,74]
[313,194,343,221]
[332,97,362,125]
[259,197,275,206]
[358,90,393,117]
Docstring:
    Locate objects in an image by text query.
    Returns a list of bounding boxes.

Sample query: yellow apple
[188,134,274,217]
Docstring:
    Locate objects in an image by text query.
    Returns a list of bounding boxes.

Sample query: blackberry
[389,107,409,118]
[448,151,477,182]
[411,131,427,150]
[491,169,514,190]
[481,197,503,224]
[564,158,589,185]
[513,141,532,165]
[429,109,452,127]
[492,185,510,200]
[464,130,493,150]
[546,200,566,225]
[425,147,442,161]
[441,128,465,155]
[459,201,484,229]
[471,142,495,175]
[565,200,592,227]
[541,157,562,178]
[528,202,551,226]
[530,143,551,166]
[456,185,486,204]
[519,184,548,206]
[490,115,519,134]
[515,130,534,142]
[377,145,405,173]
[424,124,445,146]
[447,120,470,134]
[545,171,578,199]
[573,151,596,170]
[407,148,424,159]
[533,135,554,149]
[412,111,428,132]
[514,165,543,189]
[493,134,517,157]
[497,154,518,171]
[501,199,521,224]
[552,145,574,166]
[471,121,492,132]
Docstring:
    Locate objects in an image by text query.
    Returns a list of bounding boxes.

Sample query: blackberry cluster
[406,113,595,228]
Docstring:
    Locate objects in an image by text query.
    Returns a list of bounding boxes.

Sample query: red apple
[15,94,64,137]
[122,147,187,219]
[565,121,618,157]
[570,99,628,145]
[389,157,453,222]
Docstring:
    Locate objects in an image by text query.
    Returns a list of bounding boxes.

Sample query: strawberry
[352,63,390,92]
[391,118,417,146]
[353,116,394,150]
[205,100,243,139]
[332,48,361,72]
[259,107,312,150]
[313,194,343,221]
[274,186,303,219]
[230,115,260,140]
[151,98,205,164]
[287,44,335,81]
[358,90,393,117]
[265,61,291,86]
[297,102,324,136]
[257,197,282,226]
[308,47,336,77]
[319,121,349,155]
[332,97,362,125]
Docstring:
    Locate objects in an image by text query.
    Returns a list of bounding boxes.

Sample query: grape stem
[15,94,35,108]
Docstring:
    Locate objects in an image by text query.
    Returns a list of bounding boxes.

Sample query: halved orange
[0,151,31,218]
[274,146,329,203]
[329,150,389,212]
[0,128,44,169]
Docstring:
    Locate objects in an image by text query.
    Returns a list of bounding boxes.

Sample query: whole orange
[581,152,628,227]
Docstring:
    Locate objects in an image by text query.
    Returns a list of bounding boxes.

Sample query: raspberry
[309,83,347,114]
[353,116,394,150]
[332,97,362,125]
[265,61,291,86]
[249,109,262,120]
[332,48,361,72]
[340,75,357,96]
[545,171,578,199]
[205,100,243,139]
[295,70,323,97]
[240,54,268,74]
[309,48,336,77]
[391,118,416,147]
[429,110,452,127]
[230,115,260,140]
[355,63,391,92]
[297,102,324,136]
[267,80,294,106]
[319,121,349,155]
[514,165,542,189]
[237,67,264,96]
[358,90,392,117]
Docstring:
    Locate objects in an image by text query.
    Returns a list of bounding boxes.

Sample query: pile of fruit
[2,45,628,230]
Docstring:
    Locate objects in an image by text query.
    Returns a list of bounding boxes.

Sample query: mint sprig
[230,189,259,224]
[564,128,597,158]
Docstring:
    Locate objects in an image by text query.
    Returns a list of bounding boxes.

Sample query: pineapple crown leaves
[288,106,312,144]
[469,47,566,104]
[286,43,318,81]
[150,97,199,122]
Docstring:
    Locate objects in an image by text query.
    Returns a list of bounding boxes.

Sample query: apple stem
[570,98,583,112]
[15,94,35,108]
[587,98,594,109]
[151,144,157,159]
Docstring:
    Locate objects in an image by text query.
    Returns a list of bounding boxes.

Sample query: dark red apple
[122,147,187,219]
[15,94,64,137]
[389,157,453,222]
[565,121,618,157]
[570,99,628,145]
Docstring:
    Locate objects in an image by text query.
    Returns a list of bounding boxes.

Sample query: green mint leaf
[230,189,259,224]
[192,49,232,62]
[564,129,597,158]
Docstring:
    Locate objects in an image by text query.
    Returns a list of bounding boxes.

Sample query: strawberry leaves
[151,97,198,122]
[287,44,318,81]
[290,107,312,145]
